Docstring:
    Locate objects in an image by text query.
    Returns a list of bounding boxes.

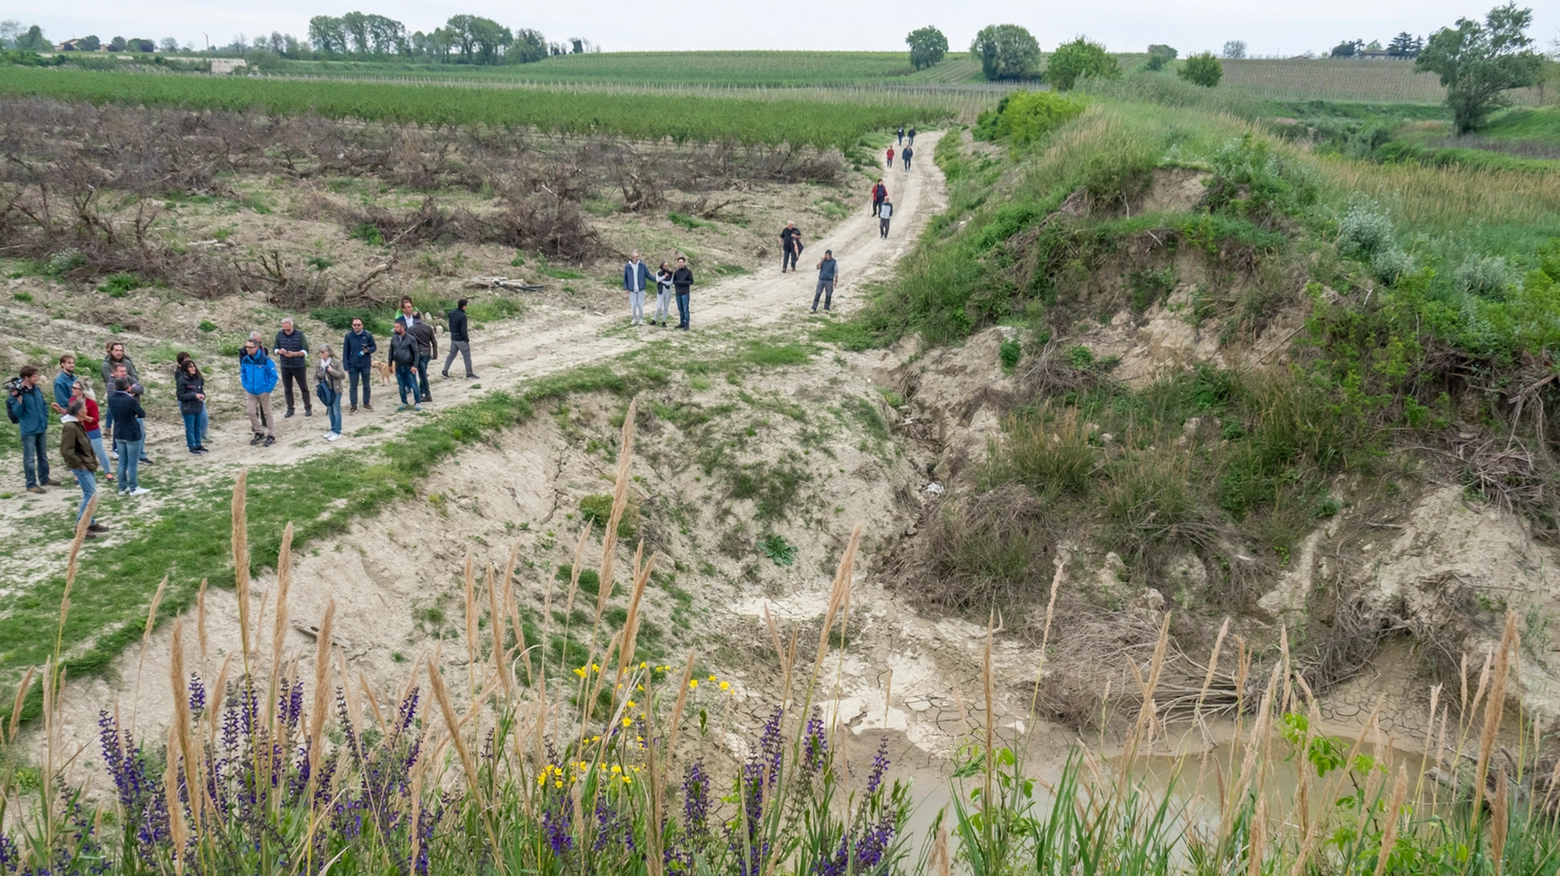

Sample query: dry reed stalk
[982,610,996,822]
[308,600,335,780]
[884,667,893,722]
[1247,796,1266,876]
[1415,685,1442,803]
[577,631,625,746]
[196,579,209,665]
[1373,765,1409,876]
[133,576,170,713]
[1460,651,1471,715]
[617,544,655,680]
[565,523,591,617]
[642,669,666,876]
[1026,558,1067,721]
[168,620,201,832]
[463,552,479,688]
[271,524,294,685]
[7,666,35,743]
[427,661,482,799]
[164,724,188,876]
[810,526,861,686]
[1123,614,1172,770]
[666,652,698,746]
[1493,769,1510,876]
[1193,618,1230,725]
[359,675,389,738]
[1222,664,1282,850]
[597,399,639,620]
[1474,612,1518,817]
[207,654,234,747]
[486,566,512,696]
[932,826,951,876]
[231,472,252,666]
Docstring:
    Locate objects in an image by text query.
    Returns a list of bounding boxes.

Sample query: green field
[1219,58,1546,106]
[0,67,966,148]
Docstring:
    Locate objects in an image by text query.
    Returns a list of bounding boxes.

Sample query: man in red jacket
[887,145,895,168]
[870,179,888,217]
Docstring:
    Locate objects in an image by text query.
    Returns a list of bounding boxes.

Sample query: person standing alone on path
[60,399,106,536]
[623,252,651,326]
[388,321,421,412]
[903,146,914,170]
[316,344,345,441]
[879,197,894,238]
[812,250,840,314]
[870,179,888,217]
[8,366,57,494]
[781,222,804,273]
[240,337,278,447]
[908,127,917,145]
[408,316,437,402]
[175,357,208,455]
[344,318,376,412]
[673,256,693,330]
[886,145,895,169]
[442,299,477,378]
[275,318,311,418]
[108,376,148,496]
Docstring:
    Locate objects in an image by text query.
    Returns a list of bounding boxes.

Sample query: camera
[5,377,22,397]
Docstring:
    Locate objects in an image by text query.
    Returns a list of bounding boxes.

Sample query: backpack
[315,379,335,408]
[5,398,16,425]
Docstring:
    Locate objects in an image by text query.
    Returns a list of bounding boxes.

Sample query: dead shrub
[896,485,1057,613]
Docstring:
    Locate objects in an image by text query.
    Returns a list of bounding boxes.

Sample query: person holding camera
[7,366,58,494]
[60,398,107,536]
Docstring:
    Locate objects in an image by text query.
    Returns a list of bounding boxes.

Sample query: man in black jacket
[388,321,421,412]
[780,222,803,273]
[274,317,312,418]
[442,298,477,379]
[672,258,693,330]
[407,316,437,402]
[343,318,376,413]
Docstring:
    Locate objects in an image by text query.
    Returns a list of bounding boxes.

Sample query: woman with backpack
[175,357,209,455]
[316,344,346,441]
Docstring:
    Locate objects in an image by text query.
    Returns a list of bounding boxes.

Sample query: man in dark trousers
[7,365,57,494]
[879,197,894,238]
[908,126,917,145]
[780,221,803,273]
[274,317,312,418]
[812,250,840,314]
[442,298,477,379]
[870,178,888,217]
[672,257,693,330]
[897,126,904,145]
[408,315,438,402]
[903,146,914,170]
[343,317,377,413]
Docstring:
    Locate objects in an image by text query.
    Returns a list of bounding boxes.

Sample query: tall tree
[1222,40,1247,59]
[366,14,406,54]
[81,35,103,51]
[159,37,179,53]
[970,24,1042,81]
[1179,51,1223,87]
[1045,36,1119,90]
[15,25,49,51]
[308,16,347,54]
[906,26,949,70]
[510,28,548,64]
[1331,39,1364,58]
[1416,2,1543,132]
[341,11,370,55]
[0,22,21,49]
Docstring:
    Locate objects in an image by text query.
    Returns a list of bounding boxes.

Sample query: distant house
[58,38,92,51]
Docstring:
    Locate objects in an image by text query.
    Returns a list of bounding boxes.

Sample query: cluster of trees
[1417,2,1545,132]
[305,11,590,64]
[1330,32,1426,58]
[0,22,50,51]
[966,27,1220,89]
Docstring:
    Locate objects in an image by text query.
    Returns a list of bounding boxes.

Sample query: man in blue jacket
[108,376,148,496]
[623,252,651,326]
[240,338,279,447]
[53,354,77,411]
[7,366,58,494]
[343,317,377,413]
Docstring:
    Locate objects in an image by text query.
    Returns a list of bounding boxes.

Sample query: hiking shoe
[465,374,478,379]
[139,457,153,465]
[414,404,422,412]
[43,479,61,486]
[304,409,313,417]
[363,404,373,412]
[250,433,263,446]
[263,435,275,447]
[88,523,108,533]
[190,447,202,455]
[284,409,295,419]
[396,404,408,412]
[195,447,209,454]
[441,372,450,379]
[129,487,150,496]
[421,393,431,403]
[349,406,357,414]
[26,486,45,494]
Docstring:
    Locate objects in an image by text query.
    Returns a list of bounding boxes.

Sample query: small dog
[372,361,394,385]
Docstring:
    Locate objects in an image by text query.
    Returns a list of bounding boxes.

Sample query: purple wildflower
[866,737,890,795]
[802,707,828,777]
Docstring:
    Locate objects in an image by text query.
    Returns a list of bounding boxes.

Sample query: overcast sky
[26,1,1560,57]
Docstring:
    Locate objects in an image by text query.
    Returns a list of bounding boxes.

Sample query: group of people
[7,295,480,537]
[622,254,695,328]
[889,126,917,171]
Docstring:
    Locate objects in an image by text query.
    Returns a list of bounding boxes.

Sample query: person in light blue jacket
[240,338,279,447]
[623,252,652,326]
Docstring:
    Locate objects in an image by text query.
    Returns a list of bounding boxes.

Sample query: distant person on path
[316,344,345,442]
[275,318,312,418]
[344,317,377,413]
[388,321,421,412]
[623,252,651,326]
[781,222,804,273]
[442,299,477,378]
[871,179,888,217]
[812,250,840,314]
[654,263,675,327]
[903,146,914,170]
[408,315,437,402]
[175,352,210,446]
[60,399,107,536]
[886,145,895,169]
[108,376,148,496]
[8,366,56,494]
[879,197,894,238]
[240,337,278,447]
[175,357,208,455]
[897,126,904,145]
[673,256,693,330]
[71,380,111,486]
[908,127,917,145]
[53,354,77,410]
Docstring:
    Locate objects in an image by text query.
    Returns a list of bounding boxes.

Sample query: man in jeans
[274,317,311,418]
[812,250,840,314]
[623,252,651,325]
[108,376,149,496]
[672,257,694,330]
[442,298,477,379]
[7,366,58,494]
[343,317,377,413]
[388,321,422,412]
[408,316,438,402]
[60,398,107,536]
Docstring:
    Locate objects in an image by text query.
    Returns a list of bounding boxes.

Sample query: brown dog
[372,361,393,385]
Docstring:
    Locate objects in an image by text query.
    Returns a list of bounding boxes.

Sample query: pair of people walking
[624,253,694,329]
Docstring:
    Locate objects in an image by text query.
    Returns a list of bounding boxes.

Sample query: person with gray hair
[315,343,345,441]
[60,397,107,535]
[274,317,311,418]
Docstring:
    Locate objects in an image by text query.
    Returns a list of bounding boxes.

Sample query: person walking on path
[175,352,211,446]
[673,257,694,330]
[870,179,888,217]
[897,126,905,145]
[388,321,421,412]
[315,344,346,442]
[71,380,112,486]
[53,354,77,410]
[8,366,57,494]
[343,317,377,412]
[175,357,209,455]
[108,376,148,496]
[653,263,675,327]
[812,250,840,314]
[623,252,651,326]
[240,337,279,447]
[408,316,437,402]
[908,127,917,145]
[903,146,914,170]
[274,318,312,419]
[781,222,804,273]
[442,299,477,378]
[60,399,107,536]
[886,145,895,169]
[879,197,894,238]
